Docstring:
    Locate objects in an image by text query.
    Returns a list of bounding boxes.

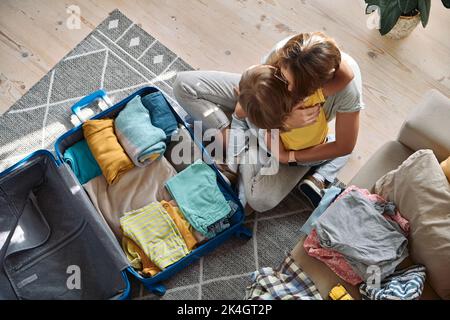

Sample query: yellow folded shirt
[161,200,199,251]
[121,236,161,277]
[280,89,328,150]
[120,202,189,269]
[83,119,134,185]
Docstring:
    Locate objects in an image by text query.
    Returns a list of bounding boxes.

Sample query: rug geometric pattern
[0,9,191,171]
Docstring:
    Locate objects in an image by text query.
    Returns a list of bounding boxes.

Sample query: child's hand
[283,102,320,129]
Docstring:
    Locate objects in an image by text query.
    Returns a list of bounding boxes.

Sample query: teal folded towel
[165,159,231,237]
[115,95,167,167]
[63,139,102,184]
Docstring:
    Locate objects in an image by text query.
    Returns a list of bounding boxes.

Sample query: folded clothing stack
[141,91,178,140]
[165,159,234,238]
[83,156,176,238]
[115,95,167,167]
[83,119,134,185]
[63,139,102,184]
[120,200,202,277]
[120,202,190,271]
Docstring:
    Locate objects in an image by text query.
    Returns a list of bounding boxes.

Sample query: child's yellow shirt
[280,89,328,150]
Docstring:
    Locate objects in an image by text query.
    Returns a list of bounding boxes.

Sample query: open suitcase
[0,86,251,299]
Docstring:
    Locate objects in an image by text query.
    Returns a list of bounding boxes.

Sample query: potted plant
[365,0,450,39]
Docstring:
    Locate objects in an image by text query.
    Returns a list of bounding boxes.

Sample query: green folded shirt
[165,159,231,236]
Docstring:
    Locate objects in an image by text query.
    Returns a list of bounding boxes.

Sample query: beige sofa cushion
[398,90,450,162]
[349,141,413,191]
[374,149,450,299]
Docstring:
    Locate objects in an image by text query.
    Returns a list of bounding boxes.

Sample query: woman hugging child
[231,31,355,205]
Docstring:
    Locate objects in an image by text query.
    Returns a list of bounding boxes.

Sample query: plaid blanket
[359,265,426,300]
[245,253,322,300]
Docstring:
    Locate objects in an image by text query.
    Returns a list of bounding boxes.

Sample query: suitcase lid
[0,150,130,299]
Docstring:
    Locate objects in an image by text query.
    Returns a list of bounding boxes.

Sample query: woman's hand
[283,102,320,129]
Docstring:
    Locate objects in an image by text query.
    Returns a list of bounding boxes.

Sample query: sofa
[291,89,450,300]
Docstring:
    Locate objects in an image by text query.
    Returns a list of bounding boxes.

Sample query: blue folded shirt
[63,139,102,184]
[141,91,178,138]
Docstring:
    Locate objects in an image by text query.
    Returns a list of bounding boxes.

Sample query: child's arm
[226,101,249,172]
[322,58,354,97]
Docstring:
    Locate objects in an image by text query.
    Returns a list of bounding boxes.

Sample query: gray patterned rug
[0,9,314,300]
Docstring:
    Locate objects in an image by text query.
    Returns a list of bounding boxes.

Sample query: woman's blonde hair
[275,32,341,101]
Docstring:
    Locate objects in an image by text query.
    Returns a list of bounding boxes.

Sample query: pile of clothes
[63,94,237,277]
[246,185,427,300]
[245,253,323,300]
[301,185,426,300]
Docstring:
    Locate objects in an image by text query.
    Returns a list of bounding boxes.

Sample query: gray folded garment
[314,189,408,281]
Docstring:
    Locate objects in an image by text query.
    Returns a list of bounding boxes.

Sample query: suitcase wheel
[234,226,253,240]
[144,283,167,296]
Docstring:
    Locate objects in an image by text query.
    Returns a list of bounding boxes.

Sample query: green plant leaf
[379,0,403,35]
[418,0,431,27]
[365,0,382,6]
[442,0,450,9]
[398,0,418,14]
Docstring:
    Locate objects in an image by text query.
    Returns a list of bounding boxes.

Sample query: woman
[172,32,363,212]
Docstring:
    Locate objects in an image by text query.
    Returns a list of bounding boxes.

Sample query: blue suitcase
[53,86,252,296]
[0,150,131,299]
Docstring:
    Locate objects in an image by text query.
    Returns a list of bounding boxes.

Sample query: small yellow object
[329,284,354,300]
[441,156,450,183]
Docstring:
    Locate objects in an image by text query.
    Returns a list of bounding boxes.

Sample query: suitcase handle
[70,90,112,125]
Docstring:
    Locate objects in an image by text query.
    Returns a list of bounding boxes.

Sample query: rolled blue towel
[115,95,167,167]
[141,91,178,138]
[63,139,102,184]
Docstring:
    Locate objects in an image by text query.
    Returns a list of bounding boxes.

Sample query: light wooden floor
[1,0,449,183]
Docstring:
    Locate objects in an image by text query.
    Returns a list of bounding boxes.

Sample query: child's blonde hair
[238,65,292,130]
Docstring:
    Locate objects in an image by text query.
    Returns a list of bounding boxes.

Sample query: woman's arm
[322,59,354,97]
[278,111,360,164]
